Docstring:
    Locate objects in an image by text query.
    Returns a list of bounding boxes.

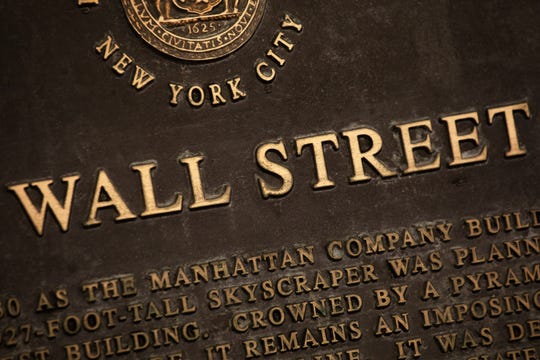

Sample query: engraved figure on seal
[155,0,239,21]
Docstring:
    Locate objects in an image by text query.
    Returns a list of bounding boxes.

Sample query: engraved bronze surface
[1,1,539,360]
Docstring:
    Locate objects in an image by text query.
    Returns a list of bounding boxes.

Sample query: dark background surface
[1,1,539,359]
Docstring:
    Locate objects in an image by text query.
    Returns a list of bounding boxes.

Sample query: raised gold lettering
[8,175,80,235]
[440,111,487,166]
[396,119,440,174]
[180,155,231,209]
[84,170,136,226]
[256,140,293,198]
[487,102,531,157]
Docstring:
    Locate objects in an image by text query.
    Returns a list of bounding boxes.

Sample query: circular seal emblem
[121,0,266,61]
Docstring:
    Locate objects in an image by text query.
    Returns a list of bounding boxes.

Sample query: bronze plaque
[1,1,539,359]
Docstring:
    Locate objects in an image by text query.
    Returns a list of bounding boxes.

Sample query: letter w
[131,66,155,90]
[434,333,457,353]
[286,302,307,321]
[387,257,410,276]
[8,175,80,235]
